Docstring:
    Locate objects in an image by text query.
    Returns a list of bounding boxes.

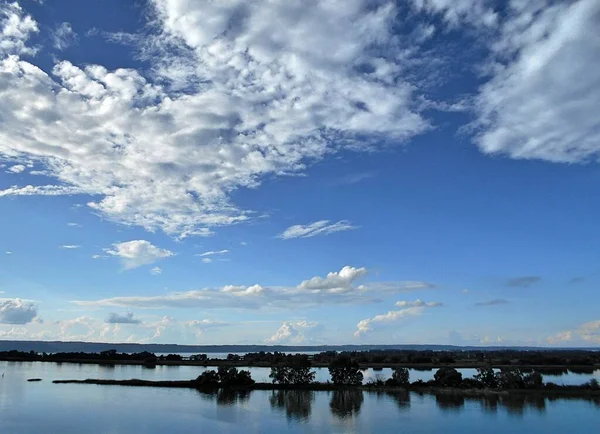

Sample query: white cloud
[265,320,320,344]
[67,222,81,227]
[196,249,229,257]
[547,320,600,345]
[395,299,443,308]
[105,312,141,324]
[150,266,162,275]
[355,299,442,336]
[60,244,80,249]
[6,164,25,173]
[104,240,174,269]
[0,298,37,324]
[52,22,77,50]
[278,220,357,239]
[298,265,367,294]
[0,0,429,238]
[72,265,429,310]
[474,0,600,163]
[201,258,212,264]
[355,306,423,337]
[0,1,38,56]
[5,251,12,255]
[221,284,264,297]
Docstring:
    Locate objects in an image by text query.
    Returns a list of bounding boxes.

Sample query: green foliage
[522,371,543,389]
[196,370,220,386]
[196,367,254,387]
[474,366,497,388]
[328,355,363,385]
[269,365,316,385]
[390,367,410,386]
[434,367,463,387]
[495,368,525,389]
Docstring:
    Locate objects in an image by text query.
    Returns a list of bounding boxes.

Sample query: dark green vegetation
[51,355,600,397]
[3,348,599,370]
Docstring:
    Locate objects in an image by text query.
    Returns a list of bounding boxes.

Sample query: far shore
[51,378,600,398]
[2,356,599,371]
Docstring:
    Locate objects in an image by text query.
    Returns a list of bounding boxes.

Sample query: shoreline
[2,357,598,371]
[51,378,600,398]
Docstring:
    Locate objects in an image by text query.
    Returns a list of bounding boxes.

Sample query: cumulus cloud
[277,220,357,239]
[475,299,509,307]
[0,0,431,238]
[297,266,367,293]
[6,164,25,173]
[104,240,174,269]
[265,320,320,344]
[72,265,430,310]
[547,320,600,345]
[0,298,37,324]
[506,276,541,288]
[105,312,141,324]
[0,1,38,56]
[52,22,77,50]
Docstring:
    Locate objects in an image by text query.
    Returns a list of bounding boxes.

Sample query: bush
[390,367,410,386]
[434,367,463,387]
[328,355,363,385]
[495,368,524,389]
[474,366,497,388]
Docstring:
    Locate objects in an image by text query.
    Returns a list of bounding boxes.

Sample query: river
[0,361,598,433]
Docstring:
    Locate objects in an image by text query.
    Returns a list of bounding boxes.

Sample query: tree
[390,367,410,386]
[474,366,497,388]
[196,370,220,386]
[269,365,315,385]
[523,371,543,389]
[495,368,524,389]
[217,366,255,386]
[328,355,363,385]
[434,367,463,387]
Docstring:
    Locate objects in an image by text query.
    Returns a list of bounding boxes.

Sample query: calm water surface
[0,362,598,433]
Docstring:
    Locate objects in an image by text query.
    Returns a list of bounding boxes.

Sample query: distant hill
[0,340,595,354]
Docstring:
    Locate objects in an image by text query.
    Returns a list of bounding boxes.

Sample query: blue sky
[0,0,599,346]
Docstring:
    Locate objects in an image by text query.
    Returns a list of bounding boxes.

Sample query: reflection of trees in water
[269,390,314,421]
[434,393,548,416]
[435,394,465,412]
[500,395,546,416]
[197,389,251,406]
[374,390,410,411]
[329,389,364,419]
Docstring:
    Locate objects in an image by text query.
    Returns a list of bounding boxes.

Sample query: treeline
[0,349,174,363]
[1,348,599,368]
[265,355,600,391]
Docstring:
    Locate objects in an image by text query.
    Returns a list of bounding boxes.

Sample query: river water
[0,361,598,433]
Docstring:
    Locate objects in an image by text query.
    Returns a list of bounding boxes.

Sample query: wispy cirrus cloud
[277,220,357,239]
[475,299,509,307]
[195,249,229,257]
[506,276,541,288]
[52,22,77,50]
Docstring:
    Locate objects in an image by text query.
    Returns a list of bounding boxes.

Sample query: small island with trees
[51,352,600,399]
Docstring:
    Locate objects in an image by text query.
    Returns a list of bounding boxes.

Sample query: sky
[0,0,599,347]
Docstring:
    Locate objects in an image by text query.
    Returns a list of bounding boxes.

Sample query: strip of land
[51,378,600,398]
